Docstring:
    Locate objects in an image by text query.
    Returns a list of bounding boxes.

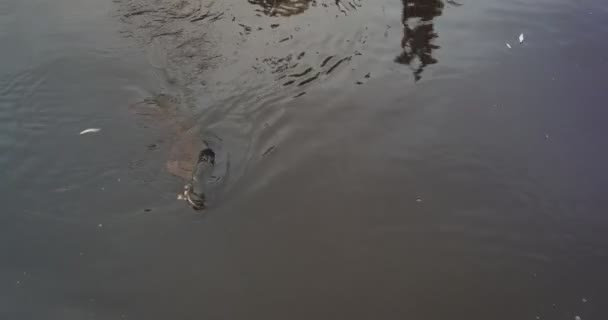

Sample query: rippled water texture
[2,0,608,318]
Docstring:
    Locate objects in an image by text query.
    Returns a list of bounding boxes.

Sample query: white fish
[519,33,524,43]
[79,128,101,135]
[506,43,512,49]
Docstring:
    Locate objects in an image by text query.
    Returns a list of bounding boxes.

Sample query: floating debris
[506,43,512,49]
[519,33,524,43]
[79,128,101,135]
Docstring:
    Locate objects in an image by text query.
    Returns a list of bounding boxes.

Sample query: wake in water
[116,0,369,210]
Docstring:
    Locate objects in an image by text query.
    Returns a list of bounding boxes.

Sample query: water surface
[2,0,608,319]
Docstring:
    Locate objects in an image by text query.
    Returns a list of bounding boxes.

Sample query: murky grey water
[2,0,608,319]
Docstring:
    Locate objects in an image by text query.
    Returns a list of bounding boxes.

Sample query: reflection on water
[247,0,359,16]
[395,0,444,81]
[248,0,312,16]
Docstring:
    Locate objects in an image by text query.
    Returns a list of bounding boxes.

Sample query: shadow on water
[395,0,445,81]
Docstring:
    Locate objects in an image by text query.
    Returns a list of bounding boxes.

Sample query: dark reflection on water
[247,0,359,17]
[248,0,312,16]
[396,0,444,81]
